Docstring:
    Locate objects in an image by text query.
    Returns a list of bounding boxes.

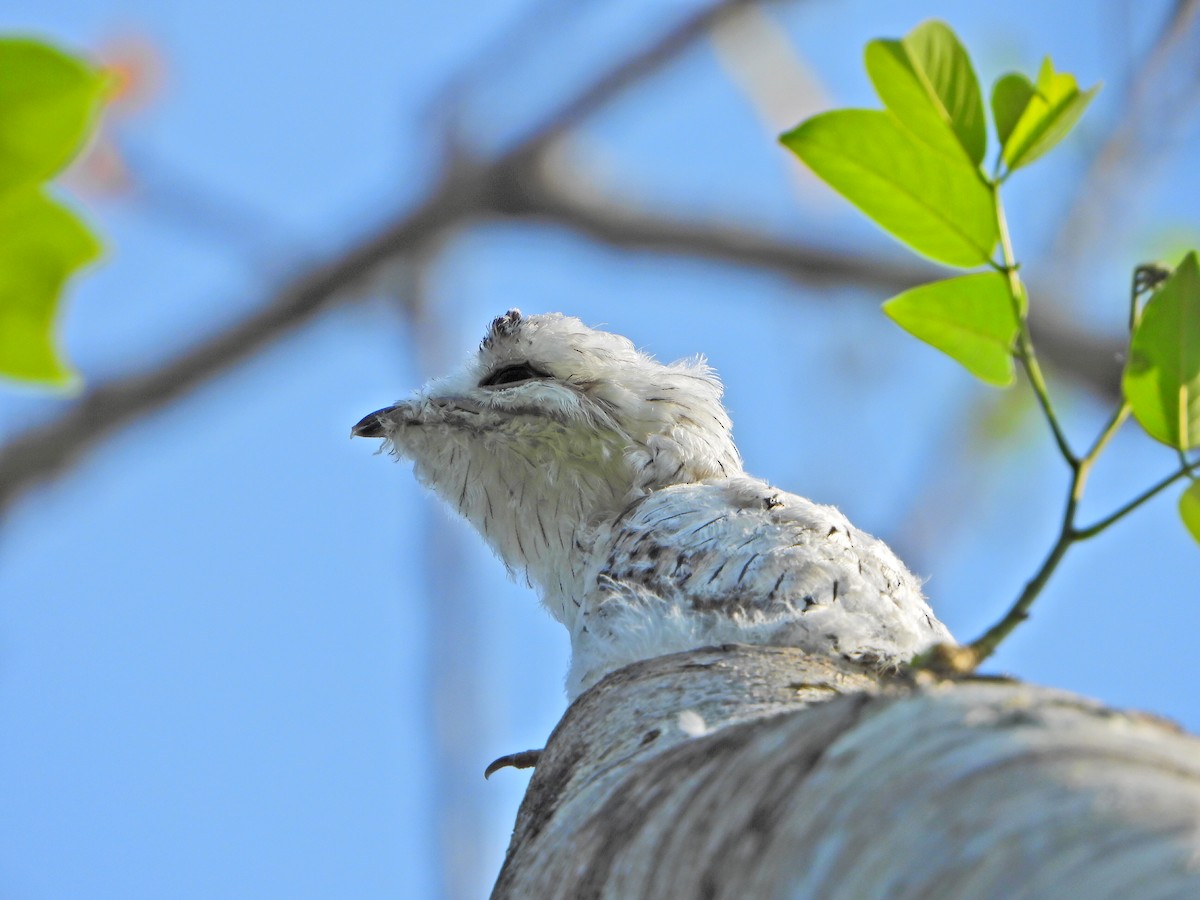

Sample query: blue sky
[2,1,1197,897]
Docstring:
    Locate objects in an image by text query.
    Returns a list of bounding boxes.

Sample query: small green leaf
[883,272,1020,386]
[991,72,1035,149]
[1002,57,1099,171]
[781,109,997,267]
[865,20,986,166]
[1181,480,1200,546]
[1122,252,1200,449]
[0,186,101,384]
[0,38,107,191]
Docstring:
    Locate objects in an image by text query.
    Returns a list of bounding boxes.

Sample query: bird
[353,310,953,699]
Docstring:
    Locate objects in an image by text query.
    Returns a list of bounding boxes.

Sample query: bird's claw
[484,748,542,779]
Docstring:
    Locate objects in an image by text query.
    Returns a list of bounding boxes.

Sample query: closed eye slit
[480,362,550,387]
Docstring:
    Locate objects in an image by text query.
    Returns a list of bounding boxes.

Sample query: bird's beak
[351,406,397,438]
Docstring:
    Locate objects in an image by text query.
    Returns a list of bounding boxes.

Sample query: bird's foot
[484,748,542,779]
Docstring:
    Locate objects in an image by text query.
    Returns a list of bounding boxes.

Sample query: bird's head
[354,310,741,491]
[352,311,742,579]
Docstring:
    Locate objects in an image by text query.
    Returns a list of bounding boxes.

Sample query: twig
[1074,460,1197,539]
[967,455,1195,666]
[964,229,1198,668]
[993,184,1077,467]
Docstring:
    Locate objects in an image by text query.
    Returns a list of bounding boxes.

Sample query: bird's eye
[480,362,548,388]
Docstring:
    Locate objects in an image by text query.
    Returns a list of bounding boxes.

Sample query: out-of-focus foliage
[0,37,106,386]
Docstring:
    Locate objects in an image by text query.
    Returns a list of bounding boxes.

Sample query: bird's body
[354,310,951,697]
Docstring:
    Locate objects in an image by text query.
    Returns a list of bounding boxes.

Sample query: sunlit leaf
[991,72,1035,150]
[1002,57,1098,171]
[1181,480,1200,547]
[865,20,985,166]
[0,38,107,191]
[781,109,996,267]
[0,186,101,384]
[1122,252,1200,449]
[883,272,1020,386]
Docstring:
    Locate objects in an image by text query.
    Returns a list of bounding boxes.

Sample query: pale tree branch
[494,645,1200,897]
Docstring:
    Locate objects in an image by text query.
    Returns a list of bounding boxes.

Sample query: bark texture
[493,645,1200,898]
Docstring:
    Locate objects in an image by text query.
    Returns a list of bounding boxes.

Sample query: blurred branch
[0,156,1124,518]
[0,0,757,515]
[121,141,313,266]
[0,189,453,517]
[424,0,598,143]
[0,0,1138,516]
[489,167,1126,400]
[1044,0,1200,275]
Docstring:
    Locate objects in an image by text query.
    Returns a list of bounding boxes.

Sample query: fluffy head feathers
[356,310,742,495]
[352,311,742,586]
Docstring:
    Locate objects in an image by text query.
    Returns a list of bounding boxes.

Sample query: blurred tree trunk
[493,646,1200,898]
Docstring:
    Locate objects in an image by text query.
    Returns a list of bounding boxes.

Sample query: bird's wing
[568,477,950,693]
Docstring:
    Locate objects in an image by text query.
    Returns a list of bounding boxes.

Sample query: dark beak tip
[351,407,395,439]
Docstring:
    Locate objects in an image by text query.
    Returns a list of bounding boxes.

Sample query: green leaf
[882,272,1020,386]
[865,20,986,166]
[1002,57,1099,171]
[0,186,101,384]
[1122,251,1200,449]
[781,109,997,267]
[0,38,107,191]
[991,72,1035,149]
[1181,480,1200,547]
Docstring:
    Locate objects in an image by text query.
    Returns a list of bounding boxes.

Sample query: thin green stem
[1087,403,1131,460]
[992,183,1077,468]
[1075,402,1130,496]
[958,208,1193,670]
[968,452,1196,668]
[967,513,1075,666]
[1075,459,1197,539]
[1178,448,1194,477]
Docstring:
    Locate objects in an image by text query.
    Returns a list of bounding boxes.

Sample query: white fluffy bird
[354,310,952,698]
